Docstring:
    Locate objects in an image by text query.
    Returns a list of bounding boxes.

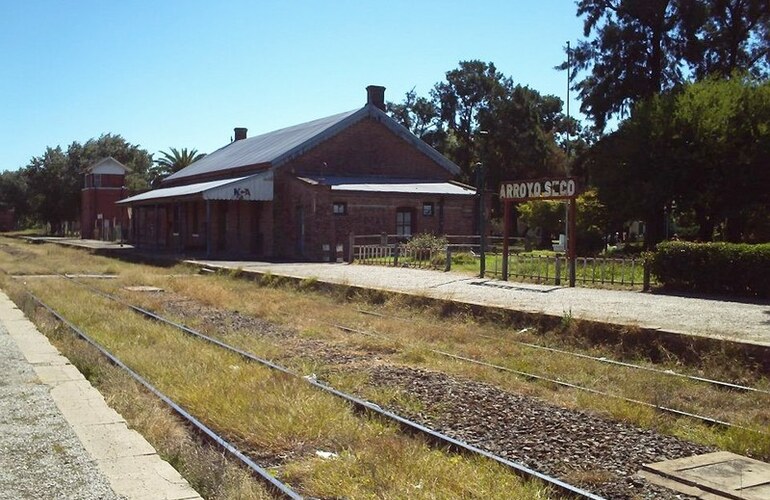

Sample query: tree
[23,146,80,232]
[389,61,570,190]
[585,76,770,246]
[581,92,679,248]
[386,88,444,149]
[564,0,770,131]
[149,147,205,186]
[18,134,153,231]
[672,75,770,241]
[563,0,685,131]
[0,170,29,224]
[477,84,567,195]
[431,60,509,179]
[680,0,770,79]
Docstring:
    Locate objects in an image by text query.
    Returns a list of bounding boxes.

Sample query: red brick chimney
[366,85,386,111]
[234,127,247,141]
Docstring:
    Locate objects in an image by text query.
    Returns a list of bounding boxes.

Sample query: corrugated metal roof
[163,104,462,184]
[118,172,273,204]
[164,109,360,183]
[301,176,476,195]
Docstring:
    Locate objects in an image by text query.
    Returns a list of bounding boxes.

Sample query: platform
[0,291,201,500]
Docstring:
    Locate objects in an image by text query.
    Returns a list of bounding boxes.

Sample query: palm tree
[149,147,205,186]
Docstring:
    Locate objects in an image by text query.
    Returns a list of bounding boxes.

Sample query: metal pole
[502,201,510,281]
[476,162,486,278]
[568,199,577,287]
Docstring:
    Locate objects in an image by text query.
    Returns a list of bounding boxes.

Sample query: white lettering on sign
[498,178,578,201]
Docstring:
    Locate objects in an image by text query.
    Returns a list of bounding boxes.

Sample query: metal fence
[350,233,651,290]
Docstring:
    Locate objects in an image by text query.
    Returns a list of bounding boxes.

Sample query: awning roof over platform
[117,171,273,205]
[298,176,476,196]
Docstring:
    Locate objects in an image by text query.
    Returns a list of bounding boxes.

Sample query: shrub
[403,233,447,268]
[648,241,770,297]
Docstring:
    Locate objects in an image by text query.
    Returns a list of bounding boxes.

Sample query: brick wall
[284,117,453,179]
[273,176,476,261]
[81,188,128,239]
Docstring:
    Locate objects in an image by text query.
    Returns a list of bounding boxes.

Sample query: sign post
[498,177,579,286]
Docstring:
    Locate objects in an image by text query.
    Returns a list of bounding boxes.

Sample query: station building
[117,86,478,260]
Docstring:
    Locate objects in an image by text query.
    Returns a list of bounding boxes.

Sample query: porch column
[206,200,211,258]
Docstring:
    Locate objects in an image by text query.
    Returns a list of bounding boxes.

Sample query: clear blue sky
[0,0,586,172]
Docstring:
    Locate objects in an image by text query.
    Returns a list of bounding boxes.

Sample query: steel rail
[332,323,768,436]
[25,292,303,500]
[57,278,603,500]
[356,308,769,395]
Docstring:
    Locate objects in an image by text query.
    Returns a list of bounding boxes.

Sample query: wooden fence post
[348,232,355,263]
[445,246,452,272]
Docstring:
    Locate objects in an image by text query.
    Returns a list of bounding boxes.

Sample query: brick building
[81,157,130,240]
[118,86,479,260]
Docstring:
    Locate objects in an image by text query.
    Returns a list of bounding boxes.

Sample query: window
[422,202,434,217]
[93,174,102,188]
[333,202,347,215]
[396,208,413,237]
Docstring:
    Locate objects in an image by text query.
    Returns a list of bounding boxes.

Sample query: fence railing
[350,233,651,290]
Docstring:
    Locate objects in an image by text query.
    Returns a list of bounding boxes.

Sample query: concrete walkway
[0,291,201,500]
[189,260,770,347]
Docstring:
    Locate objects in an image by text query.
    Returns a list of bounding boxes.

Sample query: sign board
[499,177,578,201]
[497,176,579,286]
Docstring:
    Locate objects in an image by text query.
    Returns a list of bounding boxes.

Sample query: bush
[649,241,770,297]
[403,233,447,267]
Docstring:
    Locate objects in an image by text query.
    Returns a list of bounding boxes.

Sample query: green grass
[451,251,650,288]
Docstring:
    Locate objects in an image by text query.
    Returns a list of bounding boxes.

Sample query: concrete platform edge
[0,290,202,500]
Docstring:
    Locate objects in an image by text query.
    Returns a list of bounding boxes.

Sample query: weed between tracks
[105,257,770,461]
[2,237,770,491]
[0,261,551,496]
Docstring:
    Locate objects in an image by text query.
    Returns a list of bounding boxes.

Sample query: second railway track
[21,275,602,499]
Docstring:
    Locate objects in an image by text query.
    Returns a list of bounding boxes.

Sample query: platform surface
[643,451,770,500]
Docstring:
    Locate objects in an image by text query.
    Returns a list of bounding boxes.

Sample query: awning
[117,171,273,205]
[298,175,476,196]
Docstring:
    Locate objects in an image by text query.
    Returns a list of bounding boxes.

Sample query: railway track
[332,323,762,433]
[26,291,303,500]
[23,276,603,500]
[2,240,766,498]
[357,308,770,395]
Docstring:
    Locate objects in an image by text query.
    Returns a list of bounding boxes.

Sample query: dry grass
[8,285,272,500]
[115,262,770,460]
[0,260,549,498]
[3,236,770,468]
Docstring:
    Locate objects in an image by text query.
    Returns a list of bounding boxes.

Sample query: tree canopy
[585,76,770,246]
[148,147,205,186]
[7,134,153,231]
[564,0,769,131]
[388,60,572,207]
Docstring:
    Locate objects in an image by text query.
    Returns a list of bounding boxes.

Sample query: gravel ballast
[0,322,121,500]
